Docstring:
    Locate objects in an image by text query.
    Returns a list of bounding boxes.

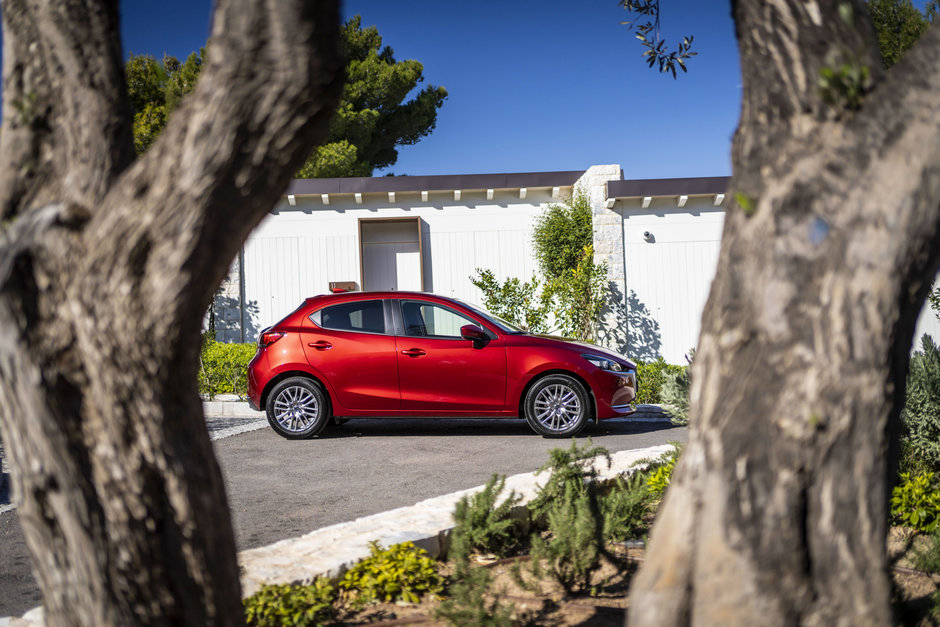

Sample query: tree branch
[82,0,345,327]
[0,0,133,221]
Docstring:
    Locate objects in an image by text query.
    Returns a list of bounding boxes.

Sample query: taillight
[258,331,285,348]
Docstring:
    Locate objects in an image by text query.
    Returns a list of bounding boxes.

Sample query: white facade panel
[622,199,725,364]
[240,191,550,334]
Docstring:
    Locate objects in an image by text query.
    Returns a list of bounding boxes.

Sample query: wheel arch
[260,370,333,414]
[517,369,597,421]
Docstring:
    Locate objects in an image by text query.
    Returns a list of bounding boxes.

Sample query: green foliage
[734,192,757,216]
[526,480,605,594]
[450,474,524,560]
[199,340,256,399]
[434,561,516,627]
[618,1,697,78]
[126,16,446,177]
[660,353,692,425]
[635,358,686,404]
[532,191,594,282]
[338,541,444,606]
[474,192,608,342]
[929,285,940,321]
[529,439,611,519]
[891,472,940,532]
[913,527,940,574]
[600,472,654,542]
[866,0,934,68]
[469,269,551,333]
[900,335,940,473]
[818,59,871,111]
[296,16,447,177]
[550,245,608,342]
[645,454,676,499]
[125,51,205,154]
[243,579,337,627]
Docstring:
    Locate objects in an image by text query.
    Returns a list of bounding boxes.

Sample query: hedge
[635,358,686,405]
[200,340,256,399]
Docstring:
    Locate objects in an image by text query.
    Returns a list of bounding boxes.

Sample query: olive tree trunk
[628,1,940,625]
[0,1,343,624]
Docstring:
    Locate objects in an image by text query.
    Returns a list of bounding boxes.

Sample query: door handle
[308,341,333,350]
[400,348,426,357]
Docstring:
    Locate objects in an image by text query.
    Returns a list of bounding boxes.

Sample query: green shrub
[469,269,551,333]
[529,439,610,519]
[525,480,605,594]
[450,474,524,561]
[891,471,940,532]
[547,245,608,343]
[600,472,653,542]
[644,443,681,500]
[244,579,337,627]
[434,562,516,627]
[660,350,692,425]
[635,358,685,404]
[900,335,940,473]
[199,339,256,399]
[532,190,594,281]
[339,541,444,606]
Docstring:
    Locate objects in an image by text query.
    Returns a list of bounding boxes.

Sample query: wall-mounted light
[643,231,655,243]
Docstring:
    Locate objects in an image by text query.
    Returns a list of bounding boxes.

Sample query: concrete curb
[238,443,673,596]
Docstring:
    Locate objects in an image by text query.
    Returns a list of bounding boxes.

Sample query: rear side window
[311,300,386,334]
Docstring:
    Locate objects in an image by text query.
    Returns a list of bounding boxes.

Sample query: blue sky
[116,0,740,179]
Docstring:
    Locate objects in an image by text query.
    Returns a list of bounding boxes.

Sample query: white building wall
[620,198,725,364]
[238,190,554,336]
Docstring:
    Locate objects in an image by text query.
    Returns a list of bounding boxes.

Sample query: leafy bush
[339,541,444,606]
[199,339,256,399]
[526,480,605,594]
[635,358,686,404]
[471,191,608,343]
[532,190,594,281]
[450,474,524,560]
[900,335,940,473]
[549,245,608,343]
[434,559,516,627]
[529,439,611,519]
[469,269,551,333]
[601,472,654,542]
[644,443,682,499]
[244,579,337,626]
[660,368,691,425]
[891,472,940,532]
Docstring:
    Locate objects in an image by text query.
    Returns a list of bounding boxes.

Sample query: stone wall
[574,165,629,354]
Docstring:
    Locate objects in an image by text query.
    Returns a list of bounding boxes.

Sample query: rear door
[301,298,400,411]
[395,299,507,411]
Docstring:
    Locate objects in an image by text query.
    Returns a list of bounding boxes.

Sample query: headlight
[582,354,623,372]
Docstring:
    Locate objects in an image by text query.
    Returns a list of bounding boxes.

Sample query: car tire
[265,377,331,440]
[523,374,590,438]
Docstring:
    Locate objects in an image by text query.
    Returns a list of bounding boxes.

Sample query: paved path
[0,408,683,618]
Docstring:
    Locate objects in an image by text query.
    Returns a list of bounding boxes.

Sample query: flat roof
[286,170,585,195]
[607,176,730,198]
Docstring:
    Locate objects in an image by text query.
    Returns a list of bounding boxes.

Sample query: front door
[395,300,506,411]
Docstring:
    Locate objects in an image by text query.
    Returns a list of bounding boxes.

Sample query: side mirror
[460,324,487,343]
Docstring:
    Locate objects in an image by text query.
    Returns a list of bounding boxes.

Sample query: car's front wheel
[523,374,590,437]
[265,377,330,439]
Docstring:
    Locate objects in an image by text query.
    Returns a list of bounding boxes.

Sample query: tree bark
[629,1,940,625]
[0,1,344,625]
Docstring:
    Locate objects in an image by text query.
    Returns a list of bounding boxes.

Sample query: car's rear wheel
[523,374,590,437]
[265,377,330,439]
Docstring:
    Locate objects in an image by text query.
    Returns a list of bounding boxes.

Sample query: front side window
[311,300,385,334]
[400,301,476,339]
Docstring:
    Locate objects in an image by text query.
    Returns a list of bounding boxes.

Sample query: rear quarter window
[310,300,386,334]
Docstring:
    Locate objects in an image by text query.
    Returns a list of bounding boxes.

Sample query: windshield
[458,300,526,334]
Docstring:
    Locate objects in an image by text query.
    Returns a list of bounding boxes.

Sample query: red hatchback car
[247,291,637,438]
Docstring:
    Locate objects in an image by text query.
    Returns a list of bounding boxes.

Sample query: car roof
[304,291,456,306]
